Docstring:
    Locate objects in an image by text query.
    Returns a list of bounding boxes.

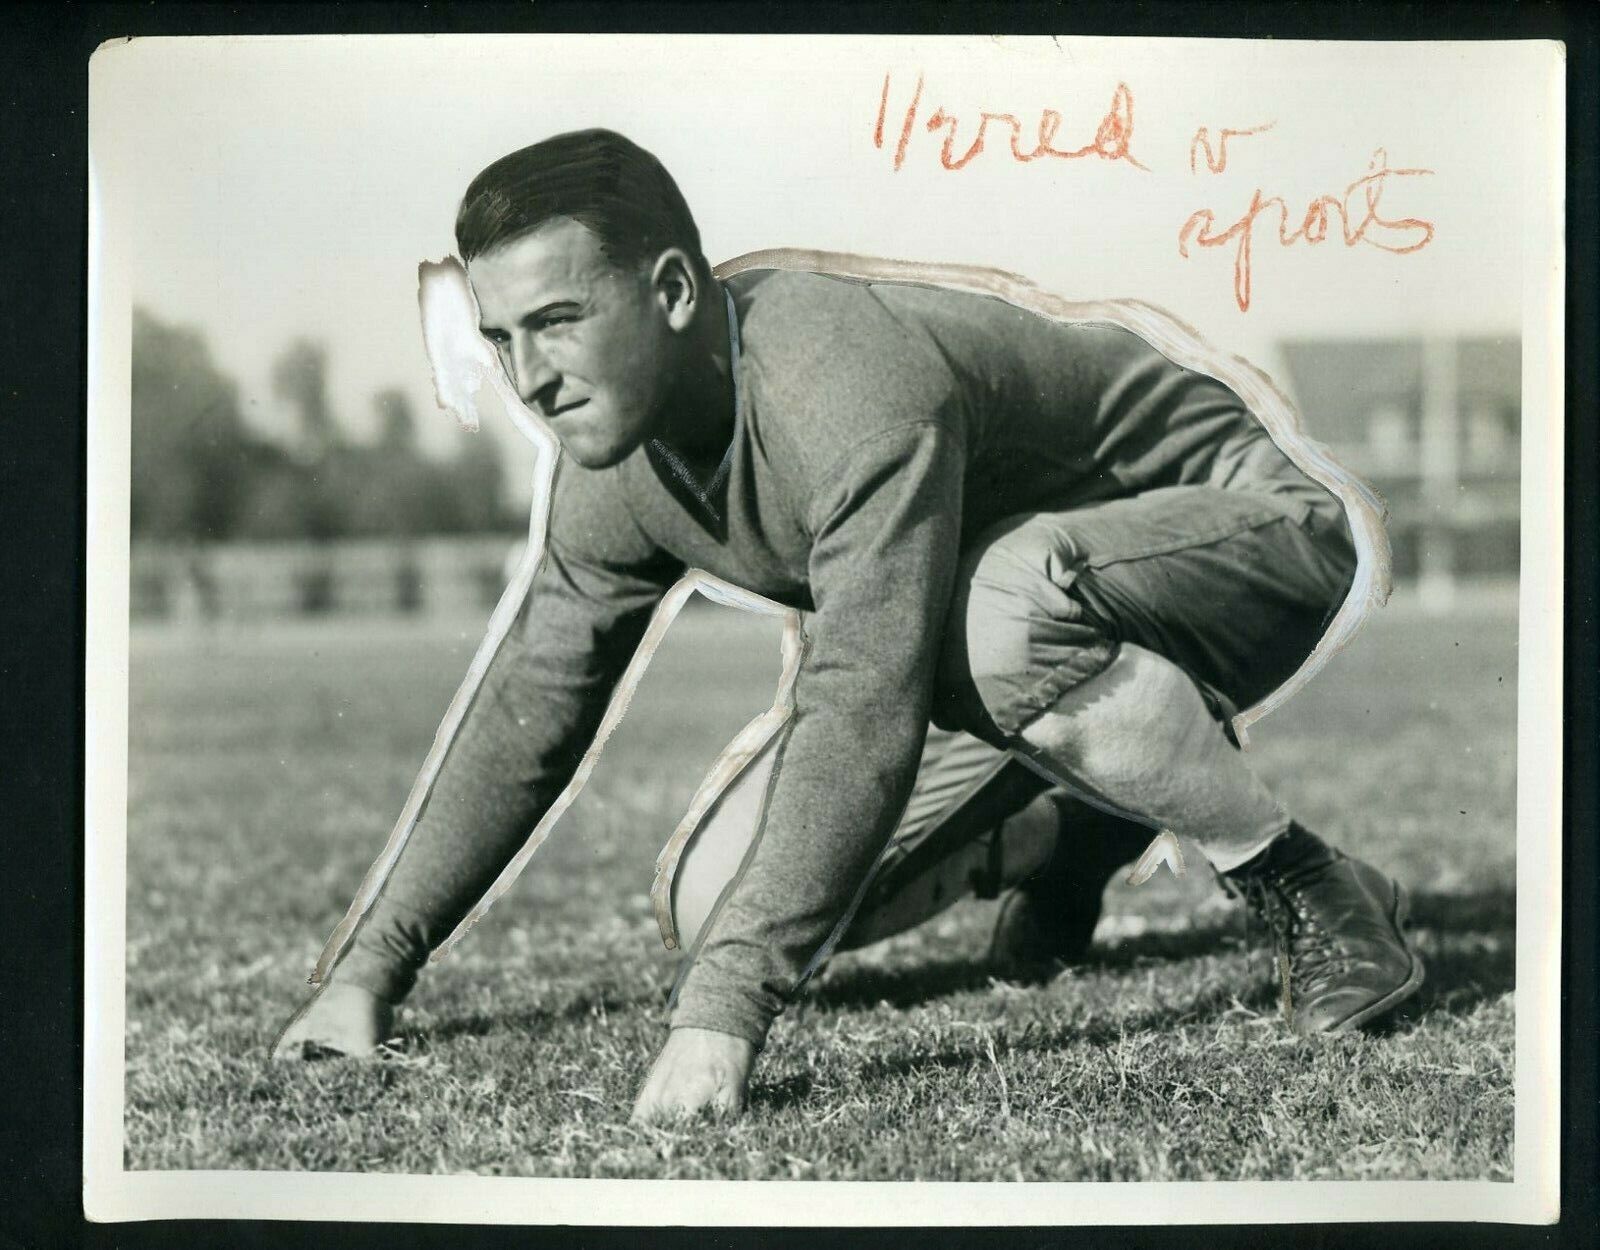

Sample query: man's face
[468,217,676,468]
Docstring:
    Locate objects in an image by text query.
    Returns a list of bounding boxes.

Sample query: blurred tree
[376,387,417,453]
[342,389,453,536]
[269,338,348,539]
[234,444,315,540]
[131,308,257,540]
[271,339,339,458]
[133,311,518,545]
[450,427,511,533]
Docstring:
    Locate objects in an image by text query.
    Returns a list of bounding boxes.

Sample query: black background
[1,3,1593,1248]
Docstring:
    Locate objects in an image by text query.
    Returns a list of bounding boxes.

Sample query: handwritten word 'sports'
[1179,147,1435,312]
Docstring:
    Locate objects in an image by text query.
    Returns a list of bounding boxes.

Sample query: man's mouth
[545,398,589,419]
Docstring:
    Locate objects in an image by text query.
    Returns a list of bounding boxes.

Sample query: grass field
[123,591,1518,1180]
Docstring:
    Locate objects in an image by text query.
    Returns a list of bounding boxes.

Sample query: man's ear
[650,248,700,333]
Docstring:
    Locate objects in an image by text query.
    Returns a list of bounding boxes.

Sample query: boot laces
[1233,869,1353,1007]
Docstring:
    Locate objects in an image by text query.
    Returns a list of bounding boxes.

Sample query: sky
[92,35,1558,498]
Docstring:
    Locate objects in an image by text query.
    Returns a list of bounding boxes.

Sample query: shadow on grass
[394,888,1512,1083]
[748,1070,815,1112]
[419,985,660,1046]
[1408,886,1515,932]
[810,887,1514,1019]
[1360,885,1516,1033]
[747,979,1276,1113]
[760,906,1516,1113]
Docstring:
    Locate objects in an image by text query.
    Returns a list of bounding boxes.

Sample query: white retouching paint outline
[307,246,1387,997]
[650,606,805,950]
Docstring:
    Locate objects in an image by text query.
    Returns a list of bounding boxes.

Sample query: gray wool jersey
[340,267,1330,1045]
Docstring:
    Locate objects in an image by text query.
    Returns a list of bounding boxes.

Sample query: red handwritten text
[874,72,1149,173]
[1189,122,1275,174]
[1178,148,1436,312]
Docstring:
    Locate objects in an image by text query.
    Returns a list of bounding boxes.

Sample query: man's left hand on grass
[630,1026,757,1123]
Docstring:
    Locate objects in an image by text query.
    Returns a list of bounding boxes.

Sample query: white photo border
[83,33,1565,1226]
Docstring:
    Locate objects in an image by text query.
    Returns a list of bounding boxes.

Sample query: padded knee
[931,521,1120,742]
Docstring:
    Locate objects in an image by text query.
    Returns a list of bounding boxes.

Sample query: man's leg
[835,730,1155,964]
[669,724,1144,966]
[936,486,1423,1034]
[1016,642,1286,870]
[1012,642,1422,1032]
[670,726,1037,958]
[833,731,1053,952]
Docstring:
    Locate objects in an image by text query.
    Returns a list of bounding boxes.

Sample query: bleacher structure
[1278,335,1521,611]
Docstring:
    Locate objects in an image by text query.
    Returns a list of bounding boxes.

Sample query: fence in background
[131,537,520,620]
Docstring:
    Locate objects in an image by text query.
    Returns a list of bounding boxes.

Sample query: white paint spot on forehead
[418,258,495,433]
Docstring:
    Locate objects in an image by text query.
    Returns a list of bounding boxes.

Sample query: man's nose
[511,337,559,407]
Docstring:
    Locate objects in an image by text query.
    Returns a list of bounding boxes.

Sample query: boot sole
[1317,882,1426,1034]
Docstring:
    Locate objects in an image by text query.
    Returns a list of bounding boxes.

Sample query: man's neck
[652,282,736,485]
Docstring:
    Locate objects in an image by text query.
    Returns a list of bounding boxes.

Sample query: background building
[1279,336,1521,608]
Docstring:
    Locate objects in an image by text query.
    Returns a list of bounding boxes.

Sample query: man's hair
[455,129,705,273]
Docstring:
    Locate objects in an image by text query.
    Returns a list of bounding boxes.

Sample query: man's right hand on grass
[271,981,393,1060]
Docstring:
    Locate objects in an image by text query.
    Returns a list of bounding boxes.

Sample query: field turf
[123,593,1518,1180]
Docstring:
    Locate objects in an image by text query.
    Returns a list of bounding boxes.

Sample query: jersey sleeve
[669,419,967,1044]
[336,458,684,1001]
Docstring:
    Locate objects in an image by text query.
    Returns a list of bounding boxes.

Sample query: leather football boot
[1223,824,1424,1034]
[988,796,1153,973]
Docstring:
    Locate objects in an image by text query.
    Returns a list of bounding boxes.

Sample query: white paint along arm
[310,259,561,987]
